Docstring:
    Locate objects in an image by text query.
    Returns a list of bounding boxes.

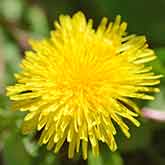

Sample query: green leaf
[151,48,165,75]
[30,146,59,165]
[88,149,123,165]
[23,136,39,157]
[38,152,59,165]
[3,130,31,165]
[147,90,165,111]
[0,27,21,85]
[0,95,9,109]
[88,151,103,165]
[26,6,49,37]
[0,0,24,21]
[4,42,21,84]
[155,48,165,62]
[117,119,152,152]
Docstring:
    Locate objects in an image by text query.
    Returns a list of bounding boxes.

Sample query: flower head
[7,11,161,159]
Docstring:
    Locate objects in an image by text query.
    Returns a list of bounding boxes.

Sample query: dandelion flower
[7,11,161,159]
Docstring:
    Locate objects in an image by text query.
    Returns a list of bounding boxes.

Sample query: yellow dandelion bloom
[7,11,161,159]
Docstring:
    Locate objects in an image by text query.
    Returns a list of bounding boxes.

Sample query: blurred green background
[0,0,165,165]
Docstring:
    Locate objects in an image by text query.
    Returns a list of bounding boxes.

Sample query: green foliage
[3,131,31,165]
[0,0,24,21]
[26,6,49,37]
[88,150,123,165]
